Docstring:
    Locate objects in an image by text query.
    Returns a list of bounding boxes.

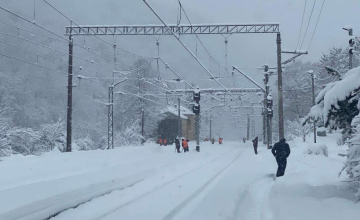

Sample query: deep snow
[0,135,359,220]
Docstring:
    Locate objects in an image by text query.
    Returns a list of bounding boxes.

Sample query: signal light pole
[193,87,201,152]
[343,27,354,70]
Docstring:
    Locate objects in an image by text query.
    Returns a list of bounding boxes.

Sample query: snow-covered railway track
[161,146,249,220]
[0,169,156,220]
[92,146,247,220]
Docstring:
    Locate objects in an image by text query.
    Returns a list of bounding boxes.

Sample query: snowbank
[304,144,329,157]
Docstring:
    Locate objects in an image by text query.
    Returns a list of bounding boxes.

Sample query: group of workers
[204,137,223,144]
[158,138,168,146]
[160,135,290,178]
[159,137,189,153]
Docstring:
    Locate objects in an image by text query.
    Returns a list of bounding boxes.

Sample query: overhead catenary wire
[0,5,69,43]
[0,38,98,74]
[300,0,317,49]
[179,0,232,77]
[0,52,68,75]
[295,0,307,50]
[143,0,235,98]
[0,4,142,72]
[0,13,127,73]
[307,0,326,51]
[0,20,68,43]
[0,31,116,72]
[42,0,153,61]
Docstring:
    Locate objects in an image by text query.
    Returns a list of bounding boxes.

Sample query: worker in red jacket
[158,138,163,146]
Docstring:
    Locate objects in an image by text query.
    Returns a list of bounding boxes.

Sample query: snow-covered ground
[0,134,359,220]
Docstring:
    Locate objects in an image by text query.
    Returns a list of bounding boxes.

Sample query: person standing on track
[175,138,181,153]
[252,136,259,155]
[271,138,291,177]
[158,138,163,146]
[163,138,168,146]
[182,138,189,152]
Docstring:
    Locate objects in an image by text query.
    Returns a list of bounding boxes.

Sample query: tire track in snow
[93,146,240,220]
[161,147,249,220]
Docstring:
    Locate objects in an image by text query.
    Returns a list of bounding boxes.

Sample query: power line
[307,0,326,51]
[0,31,115,72]
[0,38,97,74]
[0,20,68,43]
[42,0,153,60]
[0,5,69,43]
[0,52,67,75]
[143,0,234,98]
[0,6,131,71]
[179,0,231,77]
[295,0,307,50]
[300,0,317,49]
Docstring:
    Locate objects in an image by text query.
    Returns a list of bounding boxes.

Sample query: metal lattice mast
[108,86,114,149]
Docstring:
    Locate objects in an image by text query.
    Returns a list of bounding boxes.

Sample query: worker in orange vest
[163,138,168,146]
[159,138,163,146]
[182,138,189,152]
[219,137,223,145]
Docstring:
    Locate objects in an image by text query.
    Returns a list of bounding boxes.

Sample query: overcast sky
[3,0,360,85]
[2,0,359,139]
[152,0,360,63]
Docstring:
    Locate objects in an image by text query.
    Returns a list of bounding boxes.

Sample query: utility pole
[266,93,274,148]
[247,114,250,140]
[66,33,73,152]
[209,98,212,140]
[193,88,201,152]
[178,97,182,138]
[308,70,316,143]
[263,67,269,145]
[141,108,145,144]
[277,33,284,140]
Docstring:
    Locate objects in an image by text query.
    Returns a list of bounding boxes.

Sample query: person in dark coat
[175,138,180,153]
[271,138,291,177]
[252,137,259,155]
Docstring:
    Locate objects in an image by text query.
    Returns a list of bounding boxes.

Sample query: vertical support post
[263,107,266,144]
[210,97,213,140]
[276,33,284,139]
[195,113,200,151]
[311,73,317,143]
[156,40,160,79]
[263,92,268,145]
[247,114,250,141]
[66,33,73,152]
[269,117,273,147]
[349,28,353,70]
[108,86,114,149]
[178,97,182,138]
[209,111,212,140]
[225,39,228,71]
[141,108,145,144]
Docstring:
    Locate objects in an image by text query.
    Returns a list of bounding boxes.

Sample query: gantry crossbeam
[65,23,280,36]
[167,88,262,94]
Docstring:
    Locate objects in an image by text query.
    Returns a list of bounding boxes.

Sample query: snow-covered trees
[113,58,165,145]
[287,119,312,142]
[304,67,360,200]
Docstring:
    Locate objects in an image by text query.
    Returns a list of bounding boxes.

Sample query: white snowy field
[0,135,359,220]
